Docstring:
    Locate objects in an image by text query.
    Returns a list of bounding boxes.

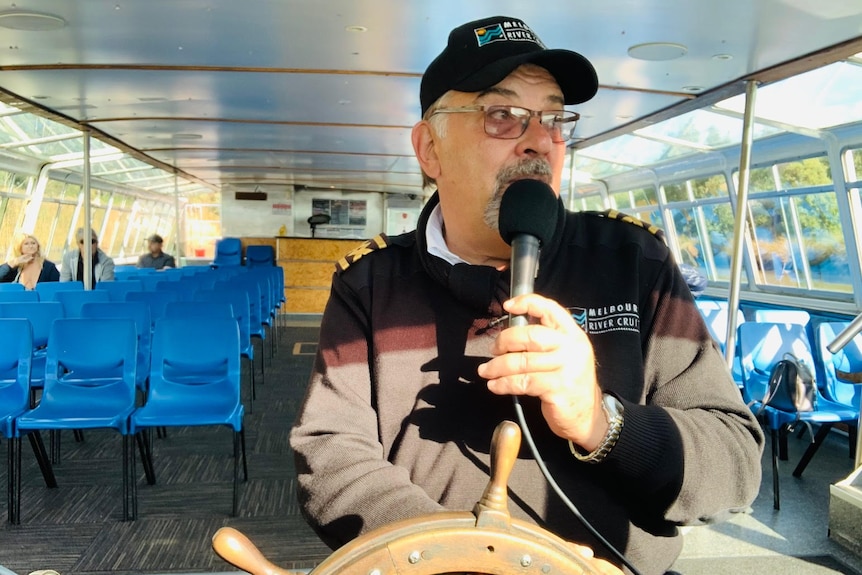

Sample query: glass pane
[746,192,849,292]
[692,175,728,199]
[664,182,689,202]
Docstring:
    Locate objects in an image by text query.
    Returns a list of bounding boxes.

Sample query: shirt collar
[425,203,469,266]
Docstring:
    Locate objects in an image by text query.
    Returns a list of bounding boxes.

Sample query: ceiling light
[0,11,67,31]
[712,53,733,61]
[345,25,367,33]
[627,42,687,61]
[682,86,704,93]
[173,133,203,140]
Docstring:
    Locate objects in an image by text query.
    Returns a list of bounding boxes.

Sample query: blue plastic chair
[0,302,64,394]
[54,289,111,318]
[96,279,144,302]
[245,245,274,267]
[815,321,862,410]
[164,301,234,319]
[737,321,858,509]
[80,301,152,394]
[124,290,180,329]
[0,291,39,303]
[754,309,811,326]
[14,318,140,521]
[34,282,83,302]
[195,289,256,407]
[212,237,243,268]
[0,319,56,524]
[0,284,26,292]
[129,317,247,516]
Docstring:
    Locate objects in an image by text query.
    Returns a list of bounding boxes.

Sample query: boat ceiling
[0,1,861,197]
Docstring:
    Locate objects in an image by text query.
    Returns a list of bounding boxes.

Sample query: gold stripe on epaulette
[336,233,389,272]
[602,209,666,243]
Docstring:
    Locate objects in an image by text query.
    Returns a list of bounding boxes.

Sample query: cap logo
[473,20,545,48]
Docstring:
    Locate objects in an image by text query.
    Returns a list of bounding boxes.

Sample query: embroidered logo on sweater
[568,302,639,334]
[600,209,666,243]
[336,234,389,272]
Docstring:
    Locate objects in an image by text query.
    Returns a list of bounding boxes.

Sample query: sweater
[290,193,764,575]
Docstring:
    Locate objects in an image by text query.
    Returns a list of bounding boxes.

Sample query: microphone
[497,179,559,327]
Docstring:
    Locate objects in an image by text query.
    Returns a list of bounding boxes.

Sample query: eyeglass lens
[484,106,576,142]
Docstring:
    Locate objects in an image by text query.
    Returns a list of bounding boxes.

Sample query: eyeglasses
[429,105,579,143]
[79,239,97,245]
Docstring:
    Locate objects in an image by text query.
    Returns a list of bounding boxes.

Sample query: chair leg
[27,432,57,488]
[232,432,240,517]
[793,423,832,478]
[123,434,137,521]
[850,425,858,459]
[778,426,789,461]
[136,431,156,485]
[7,437,21,525]
[240,428,248,481]
[771,427,781,511]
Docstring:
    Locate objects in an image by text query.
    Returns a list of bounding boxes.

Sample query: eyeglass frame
[428,104,580,143]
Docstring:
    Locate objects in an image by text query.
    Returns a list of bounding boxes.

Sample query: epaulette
[336,233,390,273]
[599,209,666,244]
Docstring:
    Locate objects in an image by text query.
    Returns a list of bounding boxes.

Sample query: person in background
[137,234,176,270]
[0,233,60,289]
[60,227,115,284]
[290,15,763,575]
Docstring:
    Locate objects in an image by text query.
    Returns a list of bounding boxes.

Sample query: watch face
[603,394,624,419]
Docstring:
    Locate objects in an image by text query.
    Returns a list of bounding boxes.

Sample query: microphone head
[498,179,559,246]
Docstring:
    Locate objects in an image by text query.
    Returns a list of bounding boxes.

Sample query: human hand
[477,293,606,449]
[14,254,34,267]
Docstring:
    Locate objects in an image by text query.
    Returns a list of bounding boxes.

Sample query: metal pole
[82,129,93,290]
[724,80,758,371]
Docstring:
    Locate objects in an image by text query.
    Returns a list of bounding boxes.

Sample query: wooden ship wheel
[212,420,623,575]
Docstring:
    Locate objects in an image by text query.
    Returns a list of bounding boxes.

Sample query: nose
[516,115,555,156]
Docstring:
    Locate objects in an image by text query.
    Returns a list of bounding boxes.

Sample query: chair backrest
[95,279,144,301]
[0,290,40,303]
[695,299,745,353]
[0,283,26,292]
[42,318,137,412]
[0,318,32,435]
[754,309,811,326]
[0,302,64,348]
[164,300,234,319]
[124,290,180,326]
[195,289,252,357]
[149,317,241,421]
[215,280,263,337]
[737,321,816,406]
[34,281,84,301]
[80,301,152,390]
[815,321,862,409]
[55,289,111,318]
[245,245,275,267]
[212,237,243,267]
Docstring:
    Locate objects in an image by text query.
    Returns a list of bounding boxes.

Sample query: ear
[411,121,441,180]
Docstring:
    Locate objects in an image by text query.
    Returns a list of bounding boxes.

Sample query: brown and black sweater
[290,193,764,575]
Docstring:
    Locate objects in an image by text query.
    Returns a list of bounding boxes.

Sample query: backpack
[759,352,817,413]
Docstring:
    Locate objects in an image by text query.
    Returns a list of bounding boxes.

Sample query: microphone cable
[511,394,645,575]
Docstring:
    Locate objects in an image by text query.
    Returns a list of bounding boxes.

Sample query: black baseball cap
[420,16,598,115]
[147,234,164,244]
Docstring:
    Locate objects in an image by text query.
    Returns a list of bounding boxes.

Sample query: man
[137,234,176,270]
[60,227,115,284]
[290,16,763,575]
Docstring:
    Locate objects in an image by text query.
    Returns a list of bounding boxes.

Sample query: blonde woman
[0,234,60,289]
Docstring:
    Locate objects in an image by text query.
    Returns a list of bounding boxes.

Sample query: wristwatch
[569,393,625,464]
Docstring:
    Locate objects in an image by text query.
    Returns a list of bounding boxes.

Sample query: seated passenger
[137,234,176,270]
[60,227,115,284]
[0,233,60,289]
